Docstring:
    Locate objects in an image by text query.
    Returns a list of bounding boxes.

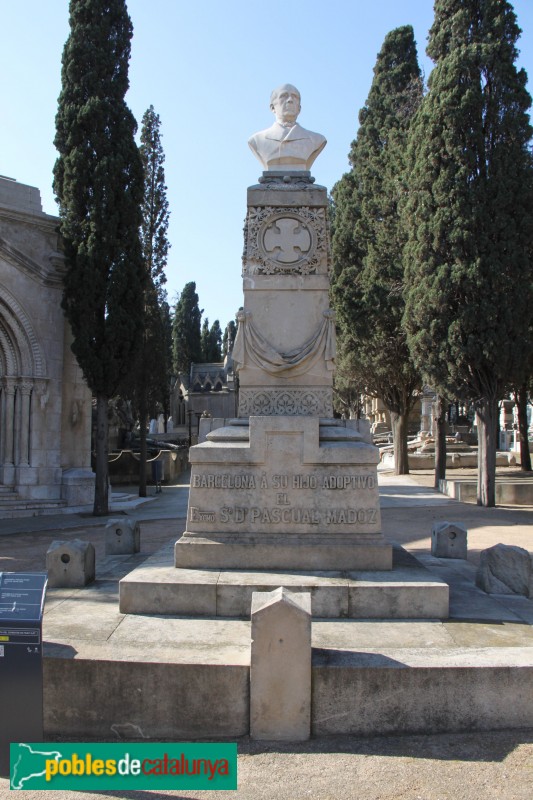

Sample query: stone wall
[0,177,93,505]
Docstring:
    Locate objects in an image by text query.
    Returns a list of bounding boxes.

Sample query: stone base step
[119,543,449,619]
[0,498,68,518]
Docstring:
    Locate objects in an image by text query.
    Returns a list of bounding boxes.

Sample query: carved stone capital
[17,378,34,396]
[2,377,17,395]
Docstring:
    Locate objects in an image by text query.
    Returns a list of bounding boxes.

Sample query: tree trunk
[515,384,532,472]
[138,394,147,498]
[476,396,498,507]
[391,410,409,475]
[93,394,109,516]
[434,394,447,489]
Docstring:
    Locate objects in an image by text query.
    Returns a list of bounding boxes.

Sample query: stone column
[420,390,435,437]
[2,378,16,466]
[17,380,33,466]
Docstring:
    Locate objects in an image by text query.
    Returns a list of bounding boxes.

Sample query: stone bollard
[476,544,533,597]
[250,587,311,741]
[105,519,141,556]
[431,521,467,559]
[46,539,95,588]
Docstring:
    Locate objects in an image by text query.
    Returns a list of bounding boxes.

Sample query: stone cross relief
[263,218,311,263]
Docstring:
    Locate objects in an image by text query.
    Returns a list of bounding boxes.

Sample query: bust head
[270,84,301,126]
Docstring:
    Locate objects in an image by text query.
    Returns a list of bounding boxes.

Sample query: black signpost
[0,572,48,777]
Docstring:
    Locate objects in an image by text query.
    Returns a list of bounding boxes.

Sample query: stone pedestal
[235,179,334,418]
[175,170,392,572]
[175,415,390,570]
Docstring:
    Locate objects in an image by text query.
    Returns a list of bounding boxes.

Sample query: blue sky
[2,0,533,329]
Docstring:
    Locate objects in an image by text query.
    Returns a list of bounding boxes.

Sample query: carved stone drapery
[233,308,336,378]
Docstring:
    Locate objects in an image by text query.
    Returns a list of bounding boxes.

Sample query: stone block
[476,544,533,597]
[46,539,95,588]
[105,519,140,556]
[431,521,468,559]
[250,587,311,741]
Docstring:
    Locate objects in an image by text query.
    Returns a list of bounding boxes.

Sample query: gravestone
[175,85,391,572]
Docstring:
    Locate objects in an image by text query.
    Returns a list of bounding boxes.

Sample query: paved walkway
[1,469,533,799]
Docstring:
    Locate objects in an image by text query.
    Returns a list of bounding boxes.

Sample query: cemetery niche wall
[0,176,93,509]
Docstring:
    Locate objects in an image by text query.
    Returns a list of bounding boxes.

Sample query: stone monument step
[212,418,366,444]
[119,543,449,619]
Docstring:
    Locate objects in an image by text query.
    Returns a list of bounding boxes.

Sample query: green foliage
[200,317,210,362]
[54,0,144,399]
[201,318,223,362]
[404,0,533,407]
[173,281,202,375]
[403,0,533,503]
[135,105,171,412]
[140,104,170,304]
[332,332,365,419]
[331,25,423,469]
[223,320,237,357]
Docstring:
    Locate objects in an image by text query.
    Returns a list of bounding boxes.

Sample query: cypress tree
[207,320,223,362]
[140,105,170,302]
[53,0,144,515]
[200,317,210,362]
[223,320,237,357]
[331,26,423,474]
[403,0,533,505]
[135,105,170,497]
[172,282,202,376]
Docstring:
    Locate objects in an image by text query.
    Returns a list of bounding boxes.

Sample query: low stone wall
[44,659,248,739]
[381,451,514,470]
[439,479,533,505]
[108,449,188,485]
[311,658,533,736]
[42,654,533,738]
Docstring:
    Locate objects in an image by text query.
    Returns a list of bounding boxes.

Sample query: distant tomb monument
[174,85,391,571]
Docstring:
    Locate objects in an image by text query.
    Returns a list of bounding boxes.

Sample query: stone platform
[5,473,533,741]
[119,542,448,618]
[41,542,533,739]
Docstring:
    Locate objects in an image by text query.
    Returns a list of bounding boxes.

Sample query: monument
[174,85,392,571]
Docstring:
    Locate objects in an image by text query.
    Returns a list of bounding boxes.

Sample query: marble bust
[248,84,327,172]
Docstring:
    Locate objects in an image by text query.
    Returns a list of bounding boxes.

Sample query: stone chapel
[0,176,93,512]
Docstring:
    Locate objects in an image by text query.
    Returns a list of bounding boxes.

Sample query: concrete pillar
[105,519,140,555]
[46,539,95,588]
[250,587,311,741]
[431,521,468,559]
